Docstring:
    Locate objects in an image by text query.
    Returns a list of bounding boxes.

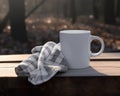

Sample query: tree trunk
[70,0,76,24]
[9,0,28,43]
[26,0,47,18]
[0,12,9,33]
[104,0,116,24]
[93,0,99,19]
[116,0,120,17]
[63,0,68,18]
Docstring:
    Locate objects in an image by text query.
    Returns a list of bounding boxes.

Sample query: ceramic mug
[60,30,104,69]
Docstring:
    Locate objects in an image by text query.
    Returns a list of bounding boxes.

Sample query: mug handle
[90,35,104,57]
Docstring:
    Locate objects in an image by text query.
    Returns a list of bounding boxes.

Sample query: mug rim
[60,30,91,34]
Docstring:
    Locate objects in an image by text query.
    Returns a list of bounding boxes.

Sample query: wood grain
[0,53,120,62]
[0,53,120,96]
[0,61,120,77]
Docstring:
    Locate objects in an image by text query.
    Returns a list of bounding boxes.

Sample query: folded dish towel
[15,41,68,85]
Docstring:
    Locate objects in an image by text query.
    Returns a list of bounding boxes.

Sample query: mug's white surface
[60,30,91,69]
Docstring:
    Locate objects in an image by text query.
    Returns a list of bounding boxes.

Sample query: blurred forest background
[0,0,120,54]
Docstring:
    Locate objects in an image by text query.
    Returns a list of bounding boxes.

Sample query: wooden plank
[0,61,120,77]
[0,53,120,77]
[0,77,120,95]
[0,54,30,62]
[58,61,120,76]
[91,52,120,60]
[0,53,119,63]
[0,53,120,95]
[0,63,18,67]
[0,68,17,77]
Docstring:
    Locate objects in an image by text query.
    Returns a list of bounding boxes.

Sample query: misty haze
[0,0,120,54]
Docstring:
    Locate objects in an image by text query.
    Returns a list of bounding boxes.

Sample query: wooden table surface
[0,53,119,62]
[0,53,120,96]
[0,53,120,77]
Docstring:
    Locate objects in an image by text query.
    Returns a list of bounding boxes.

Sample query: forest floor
[0,16,120,54]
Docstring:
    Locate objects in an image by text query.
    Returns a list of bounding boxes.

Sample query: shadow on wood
[0,77,120,96]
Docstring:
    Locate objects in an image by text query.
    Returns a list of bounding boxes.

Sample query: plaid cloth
[15,41,68,85]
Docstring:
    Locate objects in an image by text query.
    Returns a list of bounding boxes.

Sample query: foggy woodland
[0,0,120,54]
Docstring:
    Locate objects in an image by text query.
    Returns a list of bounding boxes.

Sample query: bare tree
[26,0,47,18]
[9,0,27,43]
[93,0,99,19]
[0,0,47,34]
[116,0,120,17]
[0,12,9,33]
[104,0,116,24]
[63,0,69,18]
[70,0,76,24]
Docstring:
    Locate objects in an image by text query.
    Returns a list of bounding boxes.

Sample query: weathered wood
[0,77,120,96]
[0,54,30,62]
[91,52,120,61]
[0,53,120,96]
[9,0,28,43]
[0,53,119,62]
[0,61,120,77]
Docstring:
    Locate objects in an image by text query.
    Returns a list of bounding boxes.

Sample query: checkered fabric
[15,41,68,85]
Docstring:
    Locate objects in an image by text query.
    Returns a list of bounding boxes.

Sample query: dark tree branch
[70,0,76,24]
[0,0,47,33]
[26,0,47,18]
[104,0,116,24]
[9,0,28,43]
[0,12,9,33]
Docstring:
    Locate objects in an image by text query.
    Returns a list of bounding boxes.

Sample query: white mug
[60,30,104,69]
